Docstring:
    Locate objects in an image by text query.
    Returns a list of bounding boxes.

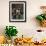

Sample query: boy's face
[42,8,46,14]
[40,6,46,14]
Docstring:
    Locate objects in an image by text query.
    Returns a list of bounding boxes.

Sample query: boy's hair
[40,6,46,9]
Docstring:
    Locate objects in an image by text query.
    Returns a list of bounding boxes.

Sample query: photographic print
[9,1,26,22]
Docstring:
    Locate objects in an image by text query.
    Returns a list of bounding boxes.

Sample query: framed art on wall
[9,1,26,22]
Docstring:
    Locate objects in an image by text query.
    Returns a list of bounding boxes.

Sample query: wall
[0,0,46,41]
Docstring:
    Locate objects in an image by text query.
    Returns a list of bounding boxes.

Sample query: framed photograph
[9,1,26,22]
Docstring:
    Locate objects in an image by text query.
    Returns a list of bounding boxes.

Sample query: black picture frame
[9,1,26,22]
